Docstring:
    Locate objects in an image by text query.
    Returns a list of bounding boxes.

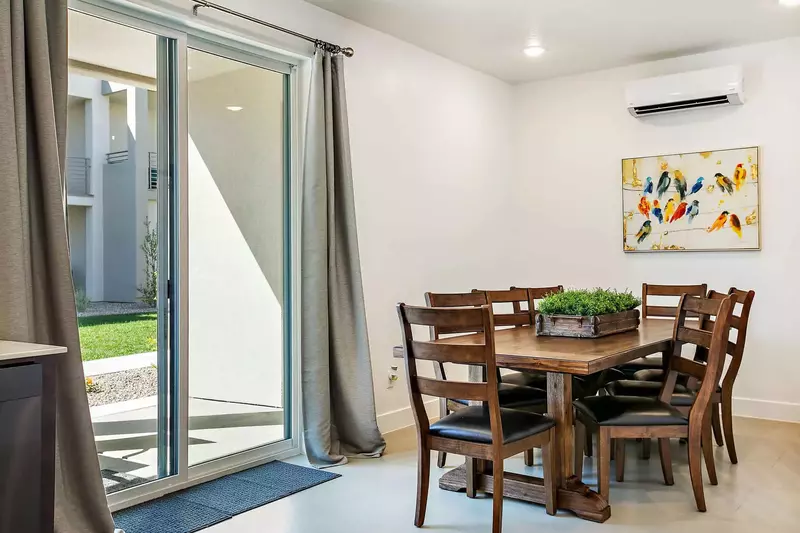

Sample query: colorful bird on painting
[656,171,671,199]
[707,211,729,233]
[636,220,652,244]
[643,176,653,195]
[670,201,688,223]
[637,196,651,219]
[715,173,735,195]
[687,200,700,223]
[730,213,742,238]
[652,200,663,224]
[733,163,747,191]
[674,170,688,200]
[690,177,704,195]
[663,198,676,223]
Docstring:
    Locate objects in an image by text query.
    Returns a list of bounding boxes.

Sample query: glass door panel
[186,47,290,466]
[67,10,177,494]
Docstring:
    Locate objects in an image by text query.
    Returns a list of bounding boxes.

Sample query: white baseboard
[733,396,800,423]
[377,399,439,435]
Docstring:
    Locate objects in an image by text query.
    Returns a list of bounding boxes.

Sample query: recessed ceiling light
[226,106,243,112]
[779,0,800,6]
[524,45,546,58]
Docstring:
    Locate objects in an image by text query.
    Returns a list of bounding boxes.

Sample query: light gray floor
[206,416,800,533]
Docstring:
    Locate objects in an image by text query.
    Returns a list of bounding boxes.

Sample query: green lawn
[78,313,157,361]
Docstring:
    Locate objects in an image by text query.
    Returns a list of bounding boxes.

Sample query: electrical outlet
[387,366,399,388]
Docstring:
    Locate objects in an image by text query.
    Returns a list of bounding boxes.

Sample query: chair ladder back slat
[477,288,535,328]
[410,340,487,365]
[676,326,712,348]
[425,292,487,339]
[415,376,489,401]
[642,283,708,319]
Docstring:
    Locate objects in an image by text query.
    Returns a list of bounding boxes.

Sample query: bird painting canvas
[622,147,760,252]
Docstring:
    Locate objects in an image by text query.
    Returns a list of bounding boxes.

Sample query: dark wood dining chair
[618,283,708,377]
[472,287,556,466]
[615,287,755,464]
[425,291,547,468]
[573,293,736,511]
[397,303,557,532]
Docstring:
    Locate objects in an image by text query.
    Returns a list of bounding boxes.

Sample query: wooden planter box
[535,309,640,339]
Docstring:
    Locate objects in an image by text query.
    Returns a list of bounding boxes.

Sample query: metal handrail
[66,157,91,196]
[106,150,129,164]
[148,152,158,190]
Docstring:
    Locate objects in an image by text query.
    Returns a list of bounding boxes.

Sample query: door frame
[69,0,304,512]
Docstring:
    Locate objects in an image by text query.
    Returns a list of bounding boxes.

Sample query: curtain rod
[191,1,354,57]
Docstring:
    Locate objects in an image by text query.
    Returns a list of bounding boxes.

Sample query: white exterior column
[130,87,151,289]
[84,79,108,302]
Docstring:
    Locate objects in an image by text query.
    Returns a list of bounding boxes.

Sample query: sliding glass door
[185,44,292,467]
[68,0,298,508]
[67,9,179,495]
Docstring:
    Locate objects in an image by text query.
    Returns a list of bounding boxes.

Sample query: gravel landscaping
[78,301,155,318]
[87,366,157,407]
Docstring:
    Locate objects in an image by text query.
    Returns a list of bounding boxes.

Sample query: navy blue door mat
[114,461,340,533]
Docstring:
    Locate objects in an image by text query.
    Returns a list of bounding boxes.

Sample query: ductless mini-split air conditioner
[625,65,744,117]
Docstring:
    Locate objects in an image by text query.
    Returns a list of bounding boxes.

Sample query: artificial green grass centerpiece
[535,289,642,338]
[537,288,641,317]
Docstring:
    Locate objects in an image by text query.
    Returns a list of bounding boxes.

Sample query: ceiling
[305,0,800,83]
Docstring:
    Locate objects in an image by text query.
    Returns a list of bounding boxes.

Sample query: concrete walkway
[83,351,157,377]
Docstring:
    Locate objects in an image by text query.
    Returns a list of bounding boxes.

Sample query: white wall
[67,100,87,158]
[186,62,286,408]
[512,37,800,422]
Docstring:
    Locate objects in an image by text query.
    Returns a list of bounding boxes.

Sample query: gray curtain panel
[0,2,116,532]
[301,49,386,467]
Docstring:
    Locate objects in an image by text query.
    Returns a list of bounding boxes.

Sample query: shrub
[137,218,158,306]
[75,288,91,313]
[537,288,641,317]
[85,377,101,394]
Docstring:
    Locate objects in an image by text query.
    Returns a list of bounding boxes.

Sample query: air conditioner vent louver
[625,66,744,118]
[633,95,731,116]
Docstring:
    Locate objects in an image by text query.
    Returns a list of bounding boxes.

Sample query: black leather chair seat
[574,395,688,426]
[618,355,663,377]
[631,369,722,393]
[605,379,695,407]
[429,405,555,444]
[502,369,624,399]
[451,383,546,408]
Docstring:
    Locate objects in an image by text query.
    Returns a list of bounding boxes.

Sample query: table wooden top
[393,319,675,376]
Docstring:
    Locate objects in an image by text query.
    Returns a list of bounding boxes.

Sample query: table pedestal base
[439,464,610,523]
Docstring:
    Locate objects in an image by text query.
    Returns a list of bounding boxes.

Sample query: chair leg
[415,444,431,527]
[711,403,724,447]
[574,420,586,479]
[598,427,611,502]
[641,438,651,459]
[688,425,707,512]
[437,402,449,468]
[466,458,478,498]
[542,429,557,516]
[615,438,626,482]
[585,427,593,457]
[702,414,718,486]
[524,449,534,467]
[492,458,505,533]
[658,438,674,485]
[721,390,738,464]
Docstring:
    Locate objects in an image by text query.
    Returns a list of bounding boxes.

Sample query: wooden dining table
[393,318,675,522]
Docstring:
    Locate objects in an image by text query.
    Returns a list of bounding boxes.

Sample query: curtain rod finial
[342,47,355,58]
